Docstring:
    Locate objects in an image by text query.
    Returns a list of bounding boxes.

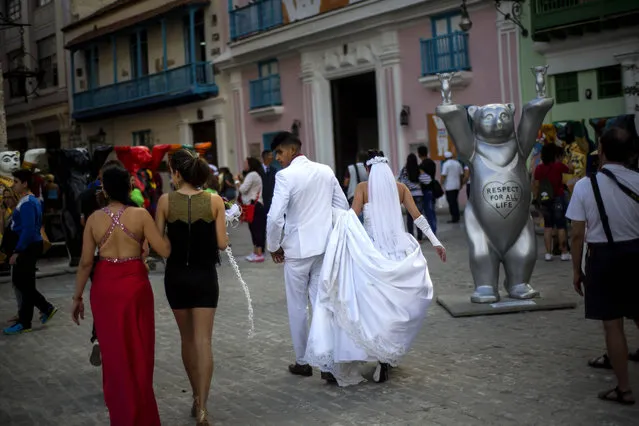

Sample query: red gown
[90,206,160,426]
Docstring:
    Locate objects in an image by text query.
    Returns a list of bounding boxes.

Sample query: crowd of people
[1,121,637,424]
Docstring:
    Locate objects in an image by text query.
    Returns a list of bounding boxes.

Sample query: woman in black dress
[155,149,228,426]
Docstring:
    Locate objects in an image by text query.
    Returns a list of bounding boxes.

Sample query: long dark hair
[102,166,133,205]
[405,153,419,183]
[169,149,210,187]
[246,157,265,179]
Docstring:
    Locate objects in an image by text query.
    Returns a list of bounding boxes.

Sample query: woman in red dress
[71,165,171,426]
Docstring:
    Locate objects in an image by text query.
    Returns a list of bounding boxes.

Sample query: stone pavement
[0,221,637,426]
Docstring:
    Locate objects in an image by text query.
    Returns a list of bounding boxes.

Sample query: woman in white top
[236,157,266,262]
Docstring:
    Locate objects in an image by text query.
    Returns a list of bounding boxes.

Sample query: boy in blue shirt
[3,169,57,335]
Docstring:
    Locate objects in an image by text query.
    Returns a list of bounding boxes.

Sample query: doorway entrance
[330,71,379,181]
[191,120,218,165]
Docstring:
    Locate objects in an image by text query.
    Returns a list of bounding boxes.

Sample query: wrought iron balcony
[229,0,283,42]
[249,74,282,110]
[531,0,639,41]
[72,62,217,120]
[420,32,471,76]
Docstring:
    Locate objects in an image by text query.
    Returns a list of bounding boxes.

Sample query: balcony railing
[531,0,639,33]
[420,32,470,76]
[230,0,283,42]
[249,74,282,109]
[73,62,215,113]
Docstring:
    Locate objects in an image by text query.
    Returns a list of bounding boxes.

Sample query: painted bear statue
[436,97,554,303]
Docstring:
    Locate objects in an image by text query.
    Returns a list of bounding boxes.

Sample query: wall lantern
[291,119,301,136]
[585,89,592,100]
[197,108,204,120]
[400,106,410,127]
[459,0,529,37]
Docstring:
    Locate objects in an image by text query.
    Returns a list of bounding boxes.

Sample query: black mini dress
[164,191,220,309]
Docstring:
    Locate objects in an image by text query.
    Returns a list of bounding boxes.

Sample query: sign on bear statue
[482,180,522,219]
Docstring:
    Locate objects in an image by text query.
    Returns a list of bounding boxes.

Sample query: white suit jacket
[267,155,348,259]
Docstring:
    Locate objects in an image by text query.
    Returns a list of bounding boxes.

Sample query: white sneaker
[245,253,256,261]
[560,253,572,261]
[544,253,553,261]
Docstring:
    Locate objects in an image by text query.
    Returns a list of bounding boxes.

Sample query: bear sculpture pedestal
[436,294,576,318]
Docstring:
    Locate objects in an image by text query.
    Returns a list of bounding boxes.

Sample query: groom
[266,131,348,380]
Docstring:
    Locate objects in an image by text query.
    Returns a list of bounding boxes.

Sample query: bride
[305,150,446,386]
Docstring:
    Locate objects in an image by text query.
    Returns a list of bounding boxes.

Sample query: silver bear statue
[436,87,553,303]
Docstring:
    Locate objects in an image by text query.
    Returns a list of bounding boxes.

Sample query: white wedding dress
[304,203,434,386]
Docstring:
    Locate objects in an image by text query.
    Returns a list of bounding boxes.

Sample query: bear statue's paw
[507,283,540,300]
[470,285,500,304]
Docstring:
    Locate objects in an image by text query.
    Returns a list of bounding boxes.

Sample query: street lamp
[460,0,472,32]
[459,0,529,37]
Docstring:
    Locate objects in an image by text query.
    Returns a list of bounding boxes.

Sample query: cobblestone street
[0,222,637,425]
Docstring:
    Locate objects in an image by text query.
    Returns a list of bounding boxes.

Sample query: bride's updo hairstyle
[169,149,210,188]
[366,150,385,169]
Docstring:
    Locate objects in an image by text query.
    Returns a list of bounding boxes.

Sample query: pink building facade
[216,0,521,177]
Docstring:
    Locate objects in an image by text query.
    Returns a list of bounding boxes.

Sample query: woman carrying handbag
[236,157,266,263]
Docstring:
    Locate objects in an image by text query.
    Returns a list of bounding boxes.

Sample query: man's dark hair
[13,169,33,186]
[600,127,633,163]
[101,159,124,173]
[417,145,429,158]
[261,150,272,160]
[540,143,556,165]
[271,131,302,151]
[357,151,368,163]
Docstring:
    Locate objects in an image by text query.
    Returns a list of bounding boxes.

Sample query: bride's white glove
[414,215,446,262]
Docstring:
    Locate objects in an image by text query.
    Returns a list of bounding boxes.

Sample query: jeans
[406,196,424,240]
[446,189,461,222]
[14,241,52,328]
[422,190,437,235]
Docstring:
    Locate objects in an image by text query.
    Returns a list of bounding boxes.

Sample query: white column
[230,70,247,172]
[214,116,230,167]
[178,119,193,145]
[378,30,402,173]
[300,54,335,170]
[300,63,317,161]
[615,52,639,115]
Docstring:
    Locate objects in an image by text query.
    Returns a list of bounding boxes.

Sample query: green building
[518,0,639,141]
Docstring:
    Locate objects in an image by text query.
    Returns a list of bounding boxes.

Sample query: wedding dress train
[305,205,434,386]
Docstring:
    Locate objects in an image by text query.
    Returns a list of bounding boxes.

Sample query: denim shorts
[542,196,567,229]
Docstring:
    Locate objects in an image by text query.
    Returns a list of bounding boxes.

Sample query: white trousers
[284,254,324,364]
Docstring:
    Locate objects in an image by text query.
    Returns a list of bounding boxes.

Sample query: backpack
[538,177,554,205]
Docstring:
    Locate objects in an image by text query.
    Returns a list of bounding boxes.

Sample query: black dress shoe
[288,363,313,376]
[321,372,337,383]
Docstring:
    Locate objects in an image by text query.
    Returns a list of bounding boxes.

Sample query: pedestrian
[261,150,277,213]
[567,127,639,405]
[3,169,58,335]
[342,151,368,206]
[266,131,349,382]
[533,143,573,261]
[155,149,228,426]
[71,164,170,425]
[236,157,266,263]
[440,151,464,223]
[417,145,438,233]
[398,153,431,241]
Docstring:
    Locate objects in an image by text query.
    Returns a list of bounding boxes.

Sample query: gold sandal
[196,408,210,426]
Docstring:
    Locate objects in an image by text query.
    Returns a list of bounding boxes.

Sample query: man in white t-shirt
[566,127,639,405]
[440,151,464,223]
